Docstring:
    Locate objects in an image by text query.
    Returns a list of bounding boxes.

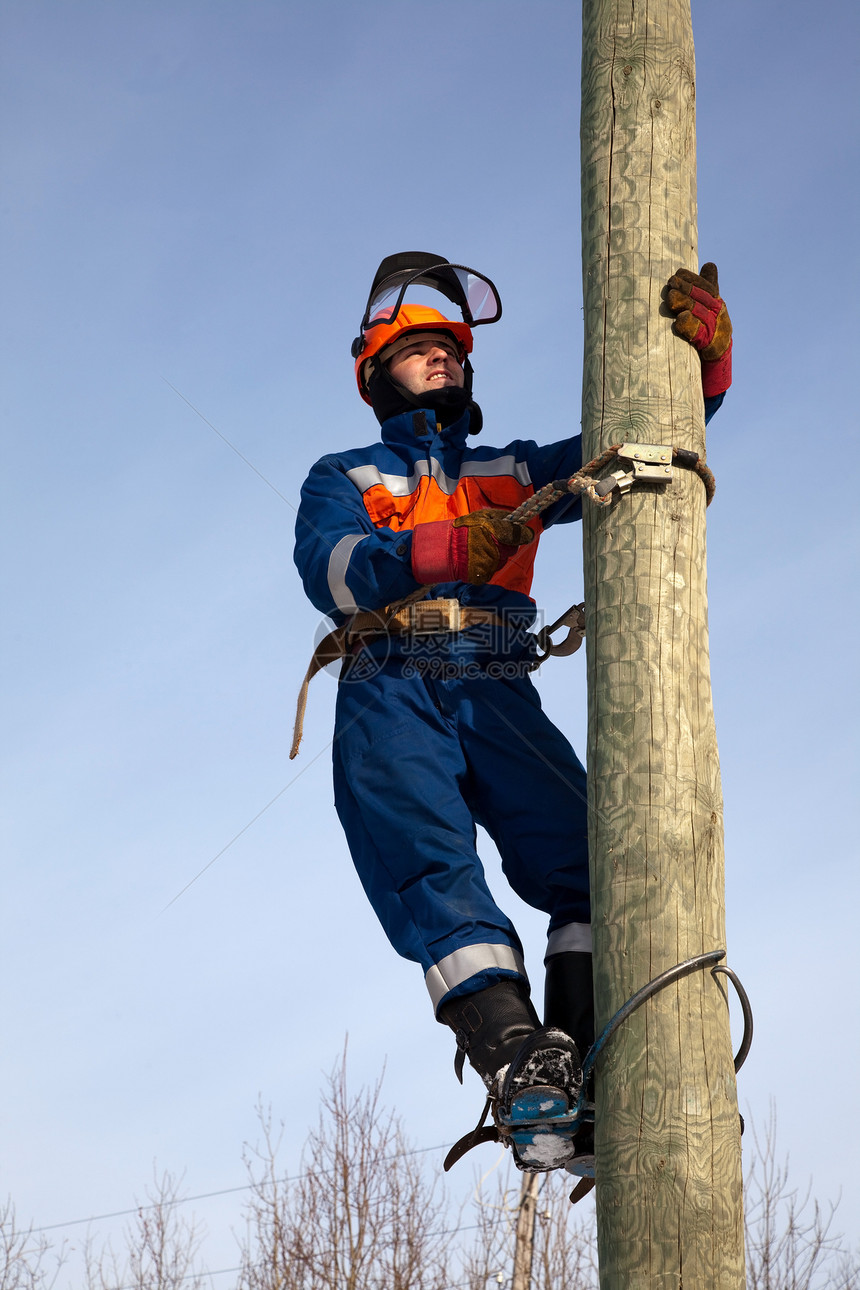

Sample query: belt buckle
[410,598,461,634]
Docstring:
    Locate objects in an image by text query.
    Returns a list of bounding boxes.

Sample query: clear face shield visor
[351,255,502,358]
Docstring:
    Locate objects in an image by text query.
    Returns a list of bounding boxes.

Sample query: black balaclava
[365,342,483,435]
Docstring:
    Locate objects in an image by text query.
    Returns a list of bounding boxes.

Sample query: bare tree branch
[84,1170,206,1290]
[459,1163,598,1290]
[744,1105,855,1290]
[0,1199,64,1290]
[238,1049,451,1290]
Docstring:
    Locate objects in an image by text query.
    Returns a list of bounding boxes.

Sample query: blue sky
[2,0,859,1275]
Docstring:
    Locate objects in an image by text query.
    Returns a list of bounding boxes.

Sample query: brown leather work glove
[411,508,535,586]
[666,262,733,397]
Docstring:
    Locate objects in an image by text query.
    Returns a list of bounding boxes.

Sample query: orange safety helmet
[353,304,474,404]
[351,253,502,407]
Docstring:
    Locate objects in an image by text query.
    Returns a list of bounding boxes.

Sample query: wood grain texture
[580,2,744,1285]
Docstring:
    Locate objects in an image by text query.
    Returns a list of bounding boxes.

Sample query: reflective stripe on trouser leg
[425,943,528,1013]
[545,922,592,959]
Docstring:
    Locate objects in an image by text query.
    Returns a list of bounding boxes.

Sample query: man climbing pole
[292,251,731,1173]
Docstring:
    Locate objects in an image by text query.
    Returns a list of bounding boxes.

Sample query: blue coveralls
[294,396,723,1012]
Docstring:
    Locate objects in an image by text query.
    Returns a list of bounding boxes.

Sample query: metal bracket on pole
[595,443,674,497]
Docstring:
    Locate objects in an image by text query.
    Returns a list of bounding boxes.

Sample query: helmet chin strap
[367,357,483,434]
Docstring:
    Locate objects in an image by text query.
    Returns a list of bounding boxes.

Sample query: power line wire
[30,1142,451,1234]
[162,379,295,512]
[106,1219,492,1290]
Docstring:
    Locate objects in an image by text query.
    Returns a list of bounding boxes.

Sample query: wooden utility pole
[511,1173,539,1290]
[580,2,744,1285]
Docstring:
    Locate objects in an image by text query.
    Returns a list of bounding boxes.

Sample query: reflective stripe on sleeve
[545,922,592,960]
[347,462,427,497]
[425,943,527,1011]
[459,455,532,487]
[327,533,368,614]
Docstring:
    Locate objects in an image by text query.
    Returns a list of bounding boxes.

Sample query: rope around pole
[506,443,715,525]
[507,446,621,522]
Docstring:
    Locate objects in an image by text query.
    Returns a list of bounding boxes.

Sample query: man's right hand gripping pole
[666,261,733,398]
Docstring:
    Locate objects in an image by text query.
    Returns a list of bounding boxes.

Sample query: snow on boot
[497,1025,583,1170]
[544,950,595,1176]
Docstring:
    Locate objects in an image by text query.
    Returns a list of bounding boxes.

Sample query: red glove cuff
[701,339,732,398]
[411,520,459,584]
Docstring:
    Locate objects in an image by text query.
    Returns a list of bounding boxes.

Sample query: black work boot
[440,979,583,1172]
[543,951,595,1061]
[439,979,541,1088]
[544,951,595,1172]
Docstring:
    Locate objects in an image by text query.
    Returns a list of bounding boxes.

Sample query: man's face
[383,333,466,397]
